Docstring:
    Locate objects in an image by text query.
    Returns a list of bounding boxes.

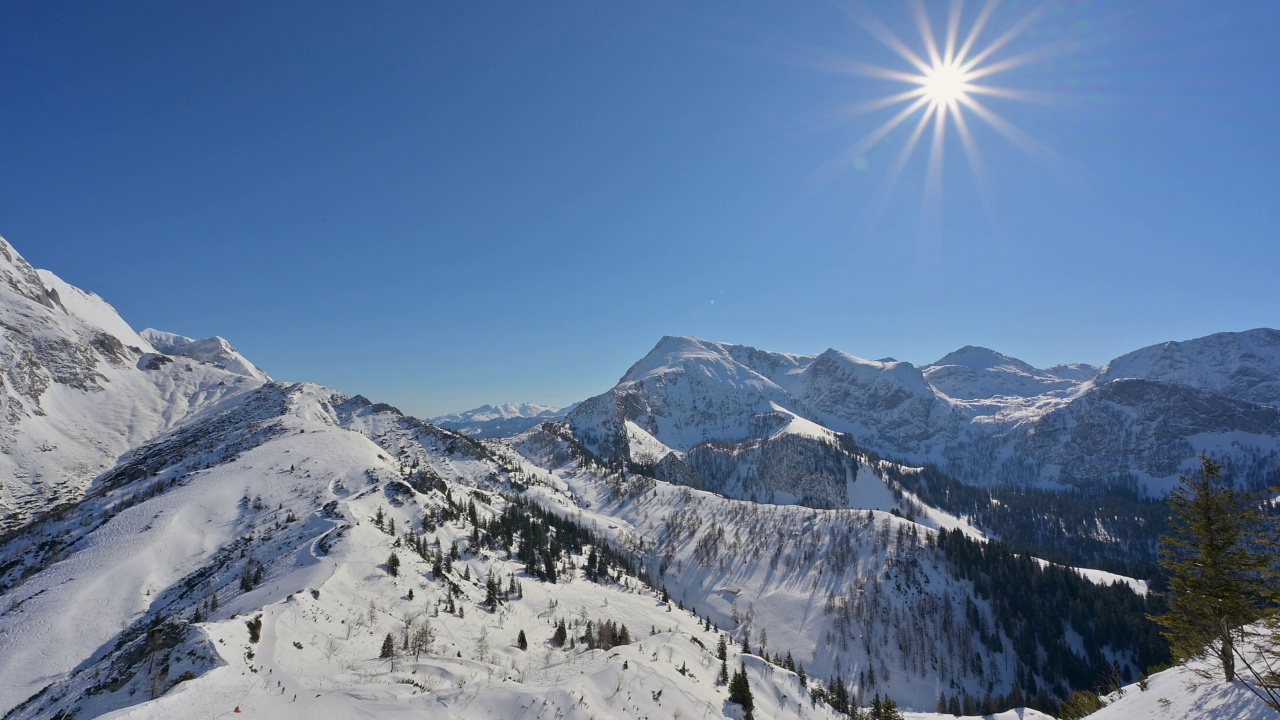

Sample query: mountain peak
[931,345,1036,373]
[620,336,731,383]
[141,328,270,381]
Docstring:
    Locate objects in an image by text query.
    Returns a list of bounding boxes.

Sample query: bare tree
[411,622,436,661]
[400,609,421,651]
[322,635,342,662]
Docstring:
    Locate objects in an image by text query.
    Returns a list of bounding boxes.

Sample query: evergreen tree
[380,632,396,659]
[484,572,501,611]
[716,634,729,684]
[1152,455,1275,683]
[552,620,568,648]
[878,695,904,720]
[829,673,848,715]
[728,664,754,719]
[517,629,528,650]
[387,552,400,577]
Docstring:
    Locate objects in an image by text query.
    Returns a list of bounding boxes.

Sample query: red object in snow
[234,708,241,714]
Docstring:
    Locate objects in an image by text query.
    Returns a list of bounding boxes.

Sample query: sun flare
[823,0,1058,220]
[921,62,971,106]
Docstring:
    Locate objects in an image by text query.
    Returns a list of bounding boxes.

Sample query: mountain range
[0,234,1273,720]
[564,332,1280,503]
[431,402,573,439]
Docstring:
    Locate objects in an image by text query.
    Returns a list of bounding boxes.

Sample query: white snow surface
[34,270,156,353]
[1088,633,1279,720]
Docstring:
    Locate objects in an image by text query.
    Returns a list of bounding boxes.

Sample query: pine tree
[387,552,400,577]
[552,619,568,648]
[716,632,727,681]
[380,632,396,659]
[878,694,904,720]
[517,629,528,650]
[1152,455,1275,684]
[728,664,754,719]
[484,572,501,611]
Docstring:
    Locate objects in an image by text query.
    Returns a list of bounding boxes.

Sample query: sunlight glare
[921,62,970,106]
[827,0,1056,223]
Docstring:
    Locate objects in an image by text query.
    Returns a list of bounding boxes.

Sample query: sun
[817,0,1061,220]
[921,61,971,107]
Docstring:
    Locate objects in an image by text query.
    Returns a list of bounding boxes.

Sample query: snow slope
[1088,636,1278,720]
[508,425,1157,714]
[0,383,847,720]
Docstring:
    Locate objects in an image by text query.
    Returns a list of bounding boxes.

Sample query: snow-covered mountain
[432,401,574,438]
[0,238,266,531]
[140,328,270,382]
[0,235,1168,720]
[567,333,1280,498]
[0,377,1153,719]
[1097,328,1280,407]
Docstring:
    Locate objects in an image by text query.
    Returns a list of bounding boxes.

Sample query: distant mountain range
[431,402,574,439]
[565,332,1280,500]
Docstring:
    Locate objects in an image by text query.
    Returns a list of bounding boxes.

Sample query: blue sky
[3,2,1278,416]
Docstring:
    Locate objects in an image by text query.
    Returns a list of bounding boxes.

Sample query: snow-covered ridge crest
[141,327,270,382]
[1098,327,1280,407]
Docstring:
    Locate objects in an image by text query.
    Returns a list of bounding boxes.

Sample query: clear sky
[3,2,1278,416]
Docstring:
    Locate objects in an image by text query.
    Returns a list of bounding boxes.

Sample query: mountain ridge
[567,331,1280,496]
